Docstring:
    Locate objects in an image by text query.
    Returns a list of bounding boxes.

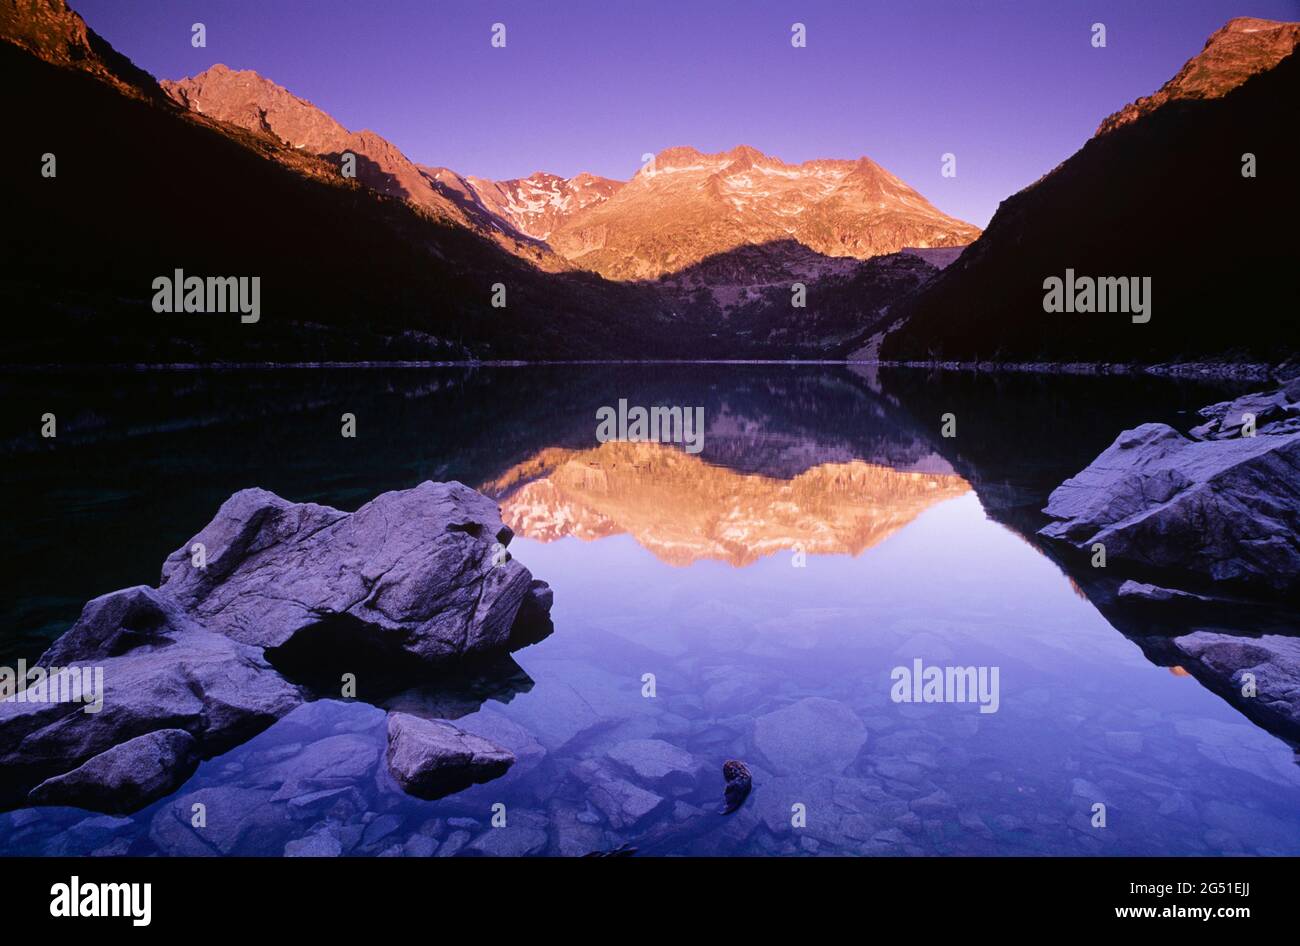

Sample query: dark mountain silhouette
[882,24,1300,366]
[0,2,696,363]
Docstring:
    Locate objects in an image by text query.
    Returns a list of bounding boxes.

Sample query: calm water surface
[1,365,1296,856]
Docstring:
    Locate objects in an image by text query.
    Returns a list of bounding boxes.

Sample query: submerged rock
[254,731,382,803]
[1,481,554,815]
[284,831,344,858]
[605,738,700,790]
[572,759,667,829]
[753,697,868,775]
[466,810,549,857]
[148,785,282,856]
[1116,580,1214,605]
[582,843,637,857]
[384,712,514,800]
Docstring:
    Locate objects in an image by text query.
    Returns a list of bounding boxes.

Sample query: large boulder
[1039,422,1300,596]
[0,585,301,810]
[158,481,553,662]
[384,712,514,800]
[1,481,554,815]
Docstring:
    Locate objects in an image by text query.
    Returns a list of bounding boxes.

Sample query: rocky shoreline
[0,481,553,814]
[1038,376,1300,741]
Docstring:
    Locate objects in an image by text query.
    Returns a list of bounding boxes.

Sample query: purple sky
[75,0,1299,226]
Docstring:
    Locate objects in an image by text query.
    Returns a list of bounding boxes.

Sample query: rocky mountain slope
[160,64,563,269]
[695,247,947,354]
[1097,17,1300,135]
[0,0,161,101]
[1,0,689,362]
[462,171,623,242]
[161,65,625,256]
[881,18,1300,366]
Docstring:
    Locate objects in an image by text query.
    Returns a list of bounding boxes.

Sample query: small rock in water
[385,713,514,800]
[719,759,753,815]
[27,729,199,815]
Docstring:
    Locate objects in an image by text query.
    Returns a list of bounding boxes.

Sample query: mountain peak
[161,65,352,147]
[722,143,765,162]
[1096,16,1299,135]
[653,144,774,169]
[1221,16,1294,34]
[463,170,625,241]
[652,145,710,170]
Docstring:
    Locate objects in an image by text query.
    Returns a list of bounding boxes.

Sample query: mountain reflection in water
[487,442,970,567]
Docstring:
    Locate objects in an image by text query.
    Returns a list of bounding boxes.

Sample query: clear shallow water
[1,365,1297,856]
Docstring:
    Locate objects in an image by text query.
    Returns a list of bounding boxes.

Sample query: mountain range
[2,1,1297,365]
[159,63,977,283]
